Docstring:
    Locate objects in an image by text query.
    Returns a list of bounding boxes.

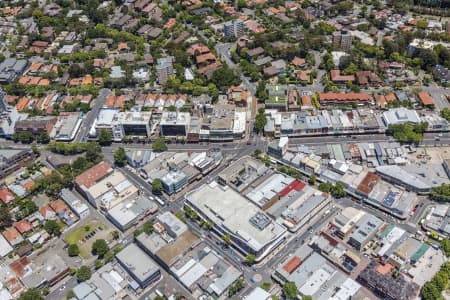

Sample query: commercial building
[184,181,287,261]
[348,213,383,250]
[267,136,289,158]
[332,207,366,239]
[382,108,421,126]
[376,164,449,194]
[0,148,35,179]
[71,263,129,300]
[107,196,158,231]
[115,243,161,289]
[156,56,174,84]
[50,112,83,141]
[74,161,113,201]
[224,19,244,39]
[60,188,89,219]
[0,107,28,138]
[265,85,288,111]
[18,254,69,288]
[160,170,188,194]
[90,108,123,141]
[119,111,152,136]
[159,111,190,137]
[424,204,450,237]
[14,116,57,135]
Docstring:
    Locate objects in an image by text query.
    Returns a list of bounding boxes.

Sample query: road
[74,88,111,142]
[215,42,257,96]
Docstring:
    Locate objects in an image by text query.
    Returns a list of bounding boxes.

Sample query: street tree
[44,220,61,236]
[283,282,298,299]
[152,140,168,152]
[114,147,127,166]
[152,178,163,194]
[98,130,112,146]
[76,266,92,282]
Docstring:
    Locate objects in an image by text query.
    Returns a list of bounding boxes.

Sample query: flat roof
[116,243,159,283]
[0,234,13,257]
[185,182,286,252]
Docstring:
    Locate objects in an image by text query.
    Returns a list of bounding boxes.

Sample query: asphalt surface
[74,88,111,142]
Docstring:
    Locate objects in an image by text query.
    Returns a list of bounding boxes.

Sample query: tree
[76,266,92,282]
[246,254,256,265]
[143,220,153,234]
[18,288,43,300]
[308,174,316,185]
[302,296,313,300]
[111,230,120,240]
[260,282,272,291]
[68,244,80,257]
[94,259,104,269]
[152,178,163,195]
[92,239,109,258]
[66,290,75,299]
[152,140,168,152]
[441,108,450,122]
[331,182,346,198]
[211,65,240,90]
[0,206,12,230]
[222,233,232,246]
[441,238,450,257]
[255,108,267,133]
[228,278,245,296]
[114,147,127,166]
[98,130,112,146]
[44,220,61,236]
[283,282,298,299]
[431,184,450,201]
[254,149,262,157]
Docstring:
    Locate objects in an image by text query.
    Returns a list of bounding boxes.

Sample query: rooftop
[115,243,159,283]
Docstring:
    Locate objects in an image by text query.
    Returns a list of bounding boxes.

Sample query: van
[155,289,164,297]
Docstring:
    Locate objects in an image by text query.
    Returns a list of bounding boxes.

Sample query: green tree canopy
[92,239,109,258]
[44,220,61,236]
[18,288,43,300]
[254,108,267,133]
[76,266,92,282]
[143,220,153,234]
[114,147,127,167]
[152,140,168,152]
[246,254,256,265]
[68,244,80,257]
[98,129,112,146]
[283,282,298,299]
[152,178,163,194]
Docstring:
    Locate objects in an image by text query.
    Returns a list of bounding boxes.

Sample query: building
[74,161,113,201]
[160,170,188,194]
[90,108,123,141]
[333,31,352,51]
[115,243,161,289]
[223,19,244,39]
[267,136,289,158]
[432,64,450,83]
[0,148,35,179]
[348,213,383,250]
[50,112,83,141]
[120,111,152,137]
[184,181,287,261]
[357,261,419,300]
[14,116,57,135]
[159,111,190,137]
[245,287,271,300]
[107,196,157,231]
[0,58,27,83]
[382,108,421,126]
[19,254,69,288]
[0,234,13,257]
[318,93,372,106]
[60,189,89,219]
[156,56,174,84]
[265,85,288,111]
[332,207,366,239]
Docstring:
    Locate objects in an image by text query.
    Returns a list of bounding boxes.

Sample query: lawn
[65,220,108,259]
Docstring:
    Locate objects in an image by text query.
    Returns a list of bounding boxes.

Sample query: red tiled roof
[14,220,32,233]
[3,227,21,243]
[330,70,355,82]
[319,92,372,103]
[418,92,435,106]
[0,188,14,205]
[9,257,30,277]
[75,161,112,189]
[280,180,306,196]
[283,256,301,274]
[301,95,311,106]
[357,172,381,195]
[49,199,69,214]
[196,53,216,64]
